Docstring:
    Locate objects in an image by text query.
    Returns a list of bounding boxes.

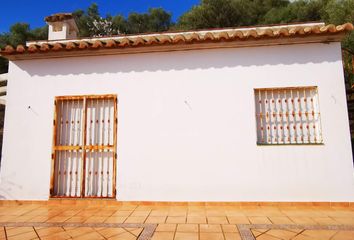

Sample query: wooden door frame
[49,94,118,199]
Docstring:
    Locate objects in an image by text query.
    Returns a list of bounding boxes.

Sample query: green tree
[73,3,101,37]
[126,13,150,34]
[0,23,48,73]
[147,8,171,32]
[177,0,290,30]
[112,15,128,34]
[262,0,323,24]
[123,8,171,34]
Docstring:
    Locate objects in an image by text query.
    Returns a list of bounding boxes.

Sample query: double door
[50,95,117,198]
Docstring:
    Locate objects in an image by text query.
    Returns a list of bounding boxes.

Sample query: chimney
[45,13,79,40]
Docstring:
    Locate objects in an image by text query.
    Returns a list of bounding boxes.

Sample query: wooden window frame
[49,94,118,198]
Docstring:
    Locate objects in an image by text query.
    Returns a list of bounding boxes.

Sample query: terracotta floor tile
[95,227,127,238]
[72,231,105,240]
[35,227,64,237]
[64,227,94,238]
[224,232,241,240]
[6,227,34,237]
[187,216,207,224]
[40,231,71,240]
[200,232,225,240]
[174,232,198,240]
[11,216,35,222]
[166,216,186,224]
[242,210,267,217]
[130,210,151,217]
[0,216,17,222]
[75,210,100,217]
[111,211,133,217]
[302,229,337,239]
[149,210,169,217]
[188,210,206,217]
[84,216,107,223]
[108,232,137,240]
[199,224,222,233]
[124,216,147,223]
[225,211,245,217]
[266,229,299,239]
[118,205,138,211]
[65,216,89,223]
[104,216,127,223]
[257,233,284,240]
[46,216,71,223]
[248,216,272,224]
[221,224,238,233]
[312,217,338,225]
[93,210,116,217]
[177,224,199,232]
[145,216,166,223]
[7,231,39,240]
[125,228,143,237]
[151,231,175,240]
[332,217,354,225]
[327,210,354,218]
[30,216,52,222]
[208,217,229,224]
[261,210,285,217]
[206,210,226,217]
[289,217,318,225]
[268,216,294,224]
[251,228,269,237]
[227,216,250,224]
[331,231,354,240]
[155,223,177,232]
[169,211,187,217]
[0,228,6,240]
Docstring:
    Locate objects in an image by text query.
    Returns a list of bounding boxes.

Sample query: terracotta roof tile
[40,44,50,52]
[65,42,76,50]
[92,40,104,49]
[16,45,26,53]
[27,44,38,53]
[45,13,73,22]
[105,39,117,48]
[78,41,89,49]
[52,43,63,51]
[1,23,352,59]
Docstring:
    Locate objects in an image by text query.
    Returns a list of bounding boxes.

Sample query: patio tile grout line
[3,226,7,240]
[32,226,41,239]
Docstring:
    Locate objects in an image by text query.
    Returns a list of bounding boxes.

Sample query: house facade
[0,14,353,202]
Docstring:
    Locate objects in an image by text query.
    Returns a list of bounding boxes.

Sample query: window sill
[257,142,324,146]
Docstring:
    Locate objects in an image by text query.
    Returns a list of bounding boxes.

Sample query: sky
[0,0,200,33]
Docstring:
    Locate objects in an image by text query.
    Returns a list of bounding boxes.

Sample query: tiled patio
[0,202,354,239]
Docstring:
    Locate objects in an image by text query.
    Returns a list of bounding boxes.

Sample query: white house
[0,13,353,202]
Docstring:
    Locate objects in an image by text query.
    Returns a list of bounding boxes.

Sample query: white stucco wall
[0,42,353,201]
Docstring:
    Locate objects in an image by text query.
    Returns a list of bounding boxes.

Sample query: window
[50,95,117,198]
[254,87,323,145]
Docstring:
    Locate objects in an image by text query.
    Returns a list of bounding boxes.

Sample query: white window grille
[254,87,323,145]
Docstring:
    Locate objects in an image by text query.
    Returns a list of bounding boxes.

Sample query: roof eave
[1,33,346,61]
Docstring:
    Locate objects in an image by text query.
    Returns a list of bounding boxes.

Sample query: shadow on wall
[15,43,340,77]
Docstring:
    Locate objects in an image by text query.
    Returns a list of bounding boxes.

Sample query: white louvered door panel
[52,95,117,198]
